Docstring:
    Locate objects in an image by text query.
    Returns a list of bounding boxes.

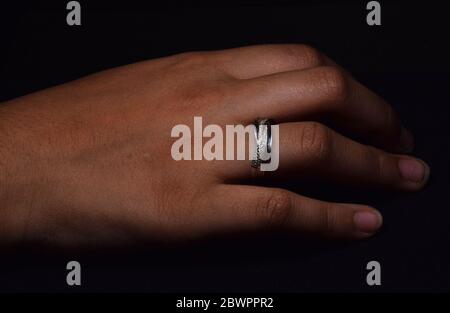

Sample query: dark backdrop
[0,0,449,292]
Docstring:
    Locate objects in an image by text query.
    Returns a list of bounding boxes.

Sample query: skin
[0,44,429,247]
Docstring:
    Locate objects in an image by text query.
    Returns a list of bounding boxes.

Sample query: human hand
[0,45,429,246]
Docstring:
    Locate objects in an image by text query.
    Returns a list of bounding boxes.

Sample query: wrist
[0,104,50,244]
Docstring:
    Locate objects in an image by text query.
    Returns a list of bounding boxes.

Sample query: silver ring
[251,118,274,169]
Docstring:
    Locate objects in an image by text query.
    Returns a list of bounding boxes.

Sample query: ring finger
[221,121,429,190]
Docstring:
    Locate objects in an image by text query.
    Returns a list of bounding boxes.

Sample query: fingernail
[398,158,430,183]
[399,127,415,152]
[353,211,382,234]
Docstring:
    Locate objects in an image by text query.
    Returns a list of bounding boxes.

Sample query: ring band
[251,118,274,169]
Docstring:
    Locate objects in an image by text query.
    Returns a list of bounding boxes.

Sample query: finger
[205,184,383,239]
[213,44,327,79]
[221,122,430,190]
[228,65,414,152]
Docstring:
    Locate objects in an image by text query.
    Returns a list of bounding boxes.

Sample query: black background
[0,0,449,293]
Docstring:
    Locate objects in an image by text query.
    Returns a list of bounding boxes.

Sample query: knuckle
[277,44,324,68]
[171,51,210,69]
[320,204,332,232]
[179,87,209,107]
[258,189,292,226]
[299,122,333,163]
[317,66,350,104]
[179,81,229,109]
[384,104,399,135]
[373,149,388,183]
[317,204,340,238]
[297,44,324,67]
